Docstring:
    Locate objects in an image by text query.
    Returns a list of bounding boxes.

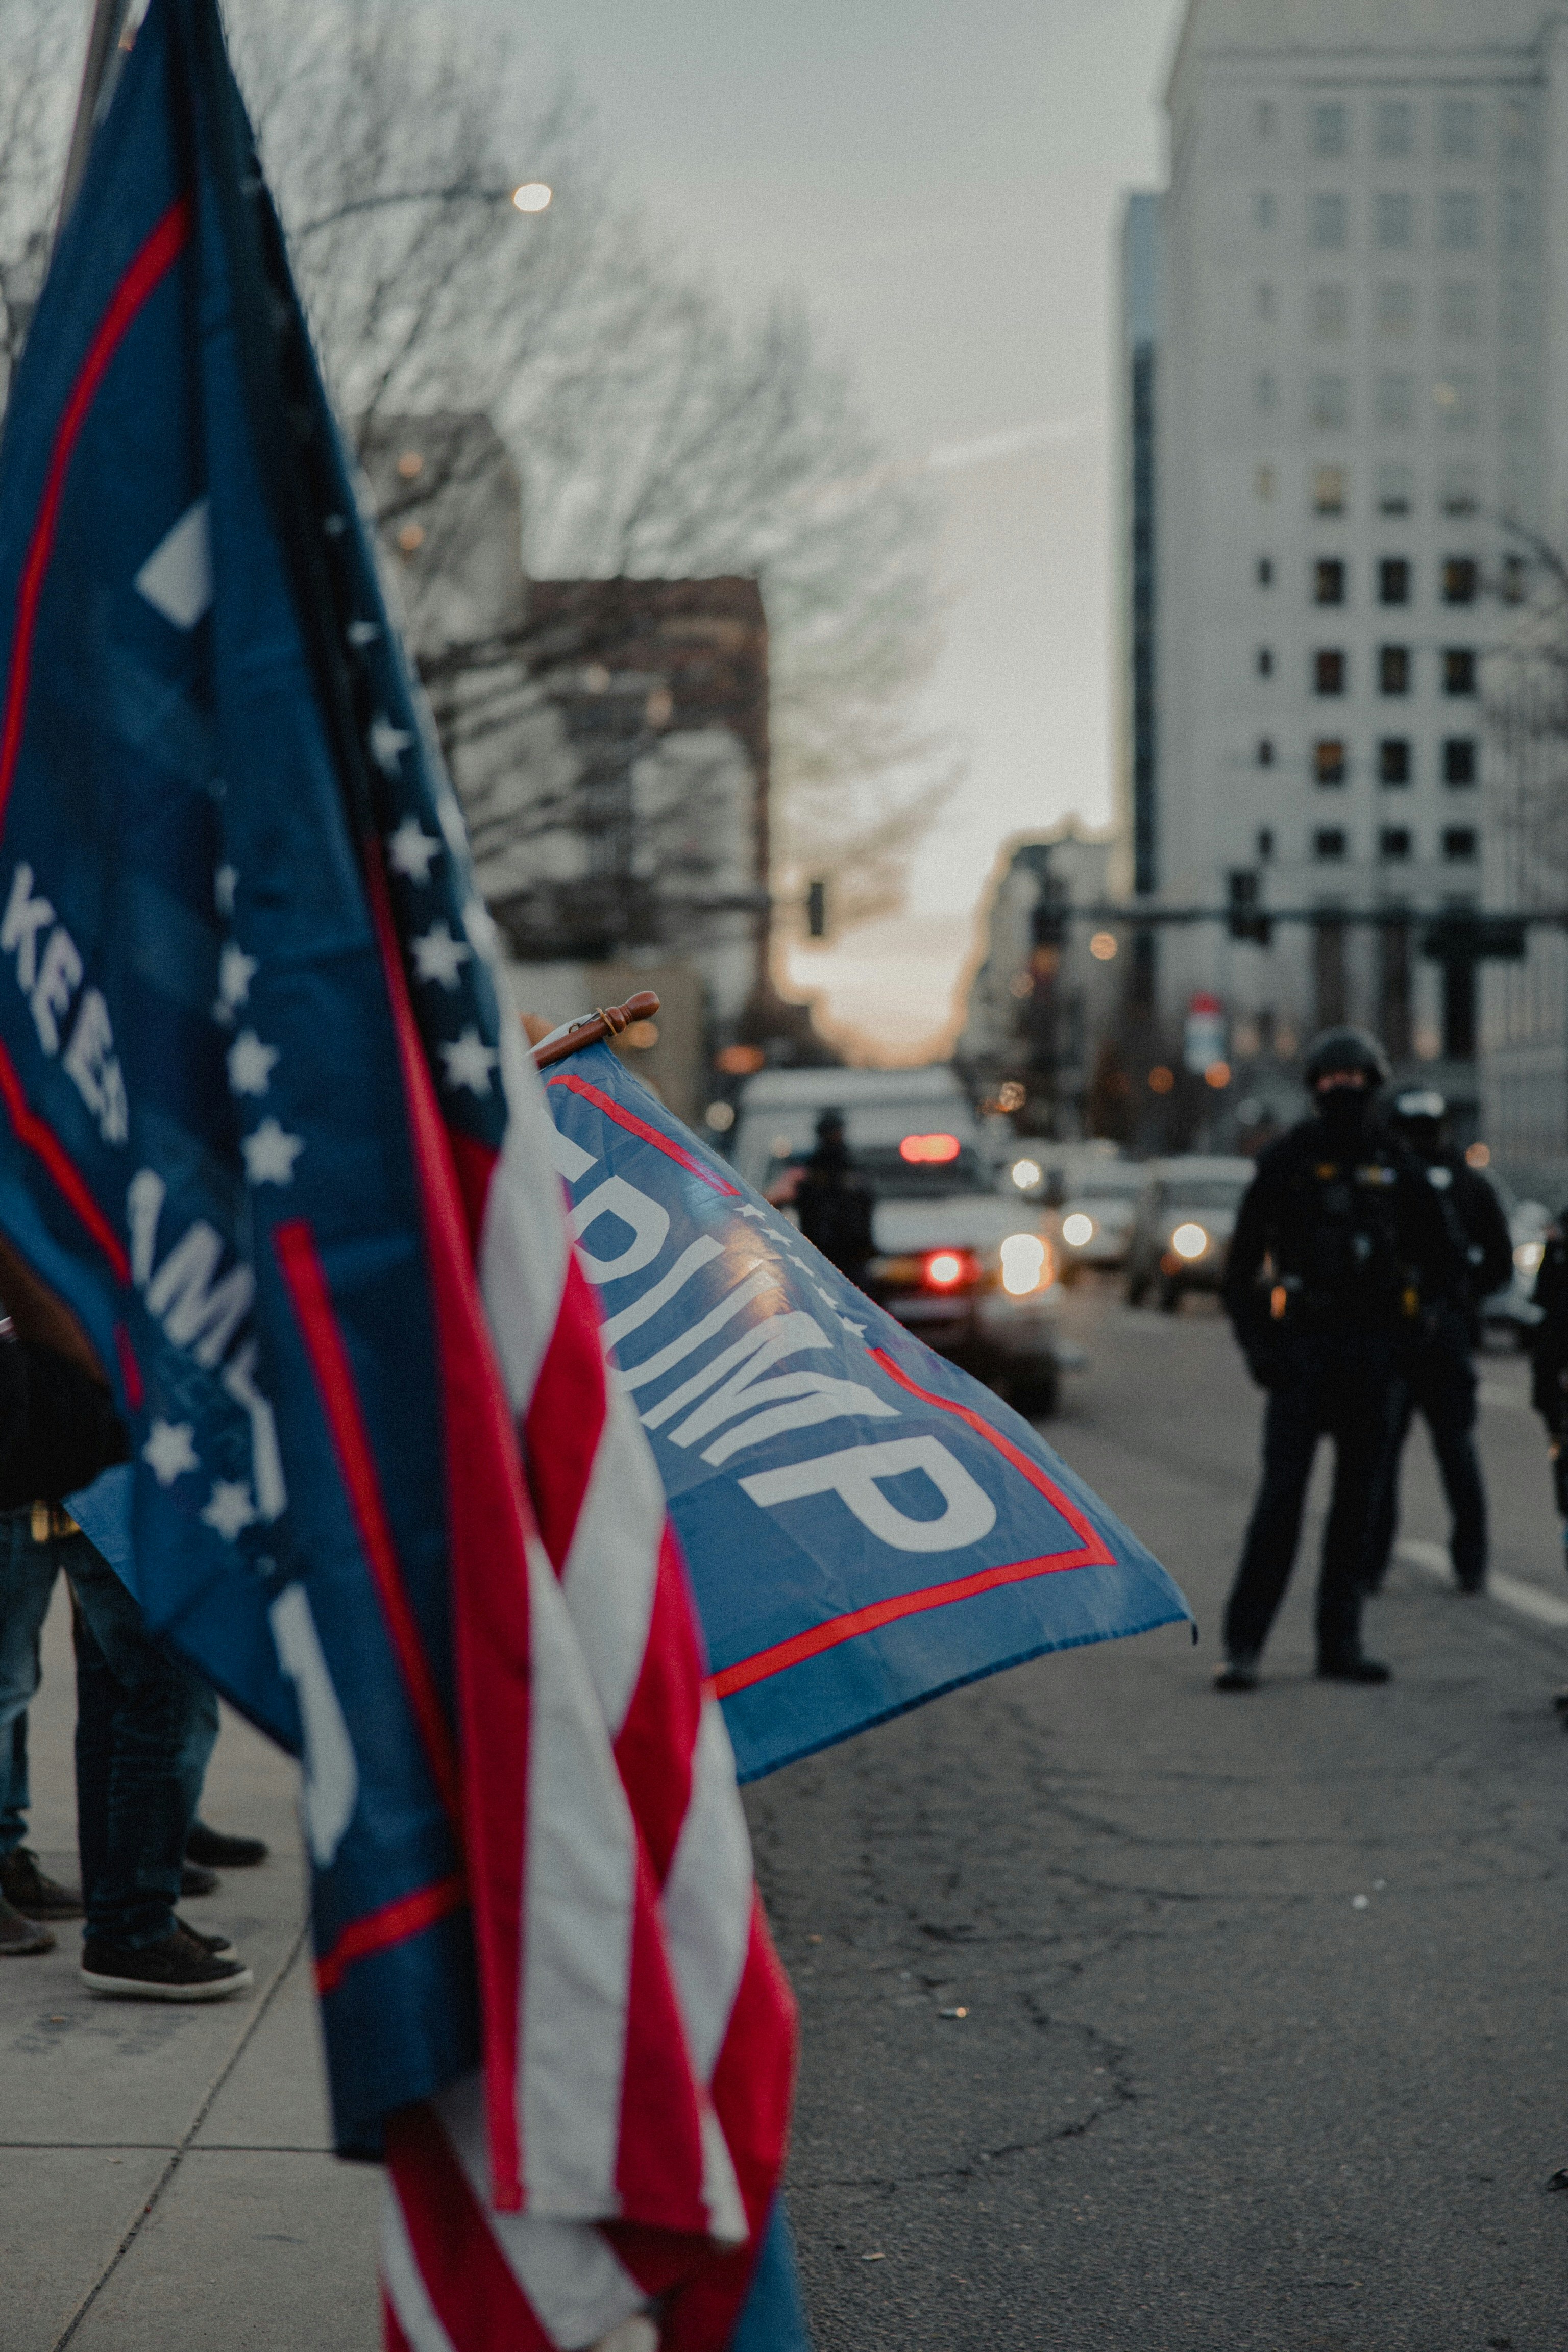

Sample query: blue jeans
[67,1535,219,1948]
[0,1508,60,1861]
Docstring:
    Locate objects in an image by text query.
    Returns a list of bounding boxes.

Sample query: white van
[729,1065,986,1200]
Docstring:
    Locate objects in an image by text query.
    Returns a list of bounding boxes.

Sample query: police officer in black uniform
[1362,1090,1512,1595]
[1215,1028,1462,1690]
[793,1109,876,1288]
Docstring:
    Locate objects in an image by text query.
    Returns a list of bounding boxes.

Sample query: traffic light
[1227,869,1271,945]
[806,878,828,939]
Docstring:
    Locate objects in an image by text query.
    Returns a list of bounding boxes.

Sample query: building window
[1311,282,1349,338]
[1443,738,1477,786]
[1501,188,1531,252]
[1375,99,1413,158]
[1437,190,1481,251]
[1256,555,1274,587]
[1379,827,1413,860]
[1434,372,1479,431]
[1314,829,1348,861]
[1256,646,1275,677]
[1440,461,1479,515]
[1380,913,1413,1058]
[1442,827,1478,862]
[1313,465,1346,514]
[1255,99,1278,140]
[1376,372,1414,430]
[1375,192,1414,249]
[1379,645,1411,694]
[1311,102,1349,156]
[1379,738,1411,785]
[1257,736,1275,766]
[1377,464,1413,516]
[1255,369,1278,413]
[1314,912,1348,1022]
[1441,556,1478,604]
[1255,281,1277,322]
[1254,190,1278,232]
[1438,97,1478,160]
[1256,464,1276,502]
[1442,647,1477,695]
[1314,650,1347,694]
[1377,280,1415,335]
[1440,280,1481,338]
[1314,558,1345,605]
[1257,827,1275,861]
[1310,192,1347,249]
[1378,557,1410,605]
[1310,374,1349,430]
[1314,739,1348,784]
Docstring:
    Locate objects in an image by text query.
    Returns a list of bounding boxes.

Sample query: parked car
[864,1185,1074,1418]
[1124,1156,1255,1311]
[1053,1163,1147,1279]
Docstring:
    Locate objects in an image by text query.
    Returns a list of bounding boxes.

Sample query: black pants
[1223,1333,1407,1668]
[1365,1321,1484,1591]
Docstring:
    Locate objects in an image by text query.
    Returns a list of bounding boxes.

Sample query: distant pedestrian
[1363,1091,1512,1595]
[1214,1028,1462,1691]
[791,1109,877,1286]
[1527,1219,1568,1727]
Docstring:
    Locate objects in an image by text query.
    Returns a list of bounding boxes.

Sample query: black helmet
[1302,1026,1391,1092]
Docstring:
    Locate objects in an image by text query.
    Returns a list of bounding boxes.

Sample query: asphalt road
[747,1280,1568,2352]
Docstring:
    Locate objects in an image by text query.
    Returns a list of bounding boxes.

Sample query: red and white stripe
[375,915,795,2352]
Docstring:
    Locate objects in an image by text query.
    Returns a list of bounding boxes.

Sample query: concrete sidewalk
[2,1584,381,2352]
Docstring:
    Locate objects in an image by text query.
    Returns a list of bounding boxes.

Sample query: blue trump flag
[542,1045,1191,1782]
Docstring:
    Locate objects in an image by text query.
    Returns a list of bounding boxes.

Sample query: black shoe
[1214,1654,1260,1692]
[0,1847,83,1919]
[81,1923,252,2001]
[180,1860,219,1899]
[174,1915,235,1956]
[0,1893,54,1956]
[1317,1655,1392,1685]
[1455,1577,1485,1596]
[186,1821,269,1870]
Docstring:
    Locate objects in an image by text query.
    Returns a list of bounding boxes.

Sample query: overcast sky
[479,0,1186,1055]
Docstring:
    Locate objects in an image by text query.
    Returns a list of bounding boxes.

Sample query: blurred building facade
[1126,0,1561,1146]
[955,822,1120,1138]
[362,412,802,1123]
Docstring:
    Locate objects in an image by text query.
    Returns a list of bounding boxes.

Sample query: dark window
[1378,557,1410,605]
[1314,738,1347,784]
[1314,913,1348,1023]
[1443,646,1476,694]
[1443,737,1477,786]
[1314,558,1346,604]
[1257,827,1275,860]
[1444,954,1476,1060]
[1378,737,1411,785]
[1257,645,1275,677]
[1442,827,1477,861]
[1257,555,1275,586]
[1257,736,1275,767]
[1379,644,1410,693]
[1442,556,1479,604]
[1379,827,1412,859]
[1315,648,1346,693]
[1380,914,1413,1059]
[1314,828,1348,860]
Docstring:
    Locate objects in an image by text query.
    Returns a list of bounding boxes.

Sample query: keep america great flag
[0,3,801,2345]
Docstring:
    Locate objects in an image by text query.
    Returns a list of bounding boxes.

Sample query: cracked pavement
[746,1282,1568,2350]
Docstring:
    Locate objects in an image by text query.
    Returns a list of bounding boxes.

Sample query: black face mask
[1315,1086,1371,1146]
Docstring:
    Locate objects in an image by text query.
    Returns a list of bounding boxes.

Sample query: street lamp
[292,183,552,241]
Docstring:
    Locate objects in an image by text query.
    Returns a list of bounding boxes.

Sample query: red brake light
[900,1132,961,1164]
[924,1249,968,1289]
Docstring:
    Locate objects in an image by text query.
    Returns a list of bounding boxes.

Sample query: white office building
[1129,0,1560,1138]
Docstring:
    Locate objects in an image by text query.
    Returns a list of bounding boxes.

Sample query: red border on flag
[546,1071,739,1195]
[0,1035,130,1282]
[709,1348,1115,1698]
[315,1871,468,1997]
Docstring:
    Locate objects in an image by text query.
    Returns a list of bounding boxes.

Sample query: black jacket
[1223,1117,1464,1358]
[1416,1153,1512,1314]
[0,1328,128,1511]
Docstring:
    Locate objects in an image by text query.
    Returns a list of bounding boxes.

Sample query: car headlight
[1061,1212,1094,1248]
[1011,1158,1042,1191]
[1170,1221,1208,1261]
[1515,1240,1545,1273]
[1000,1232,1052,1296]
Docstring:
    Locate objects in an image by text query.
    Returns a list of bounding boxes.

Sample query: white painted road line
[1396,1537,1568,1630]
